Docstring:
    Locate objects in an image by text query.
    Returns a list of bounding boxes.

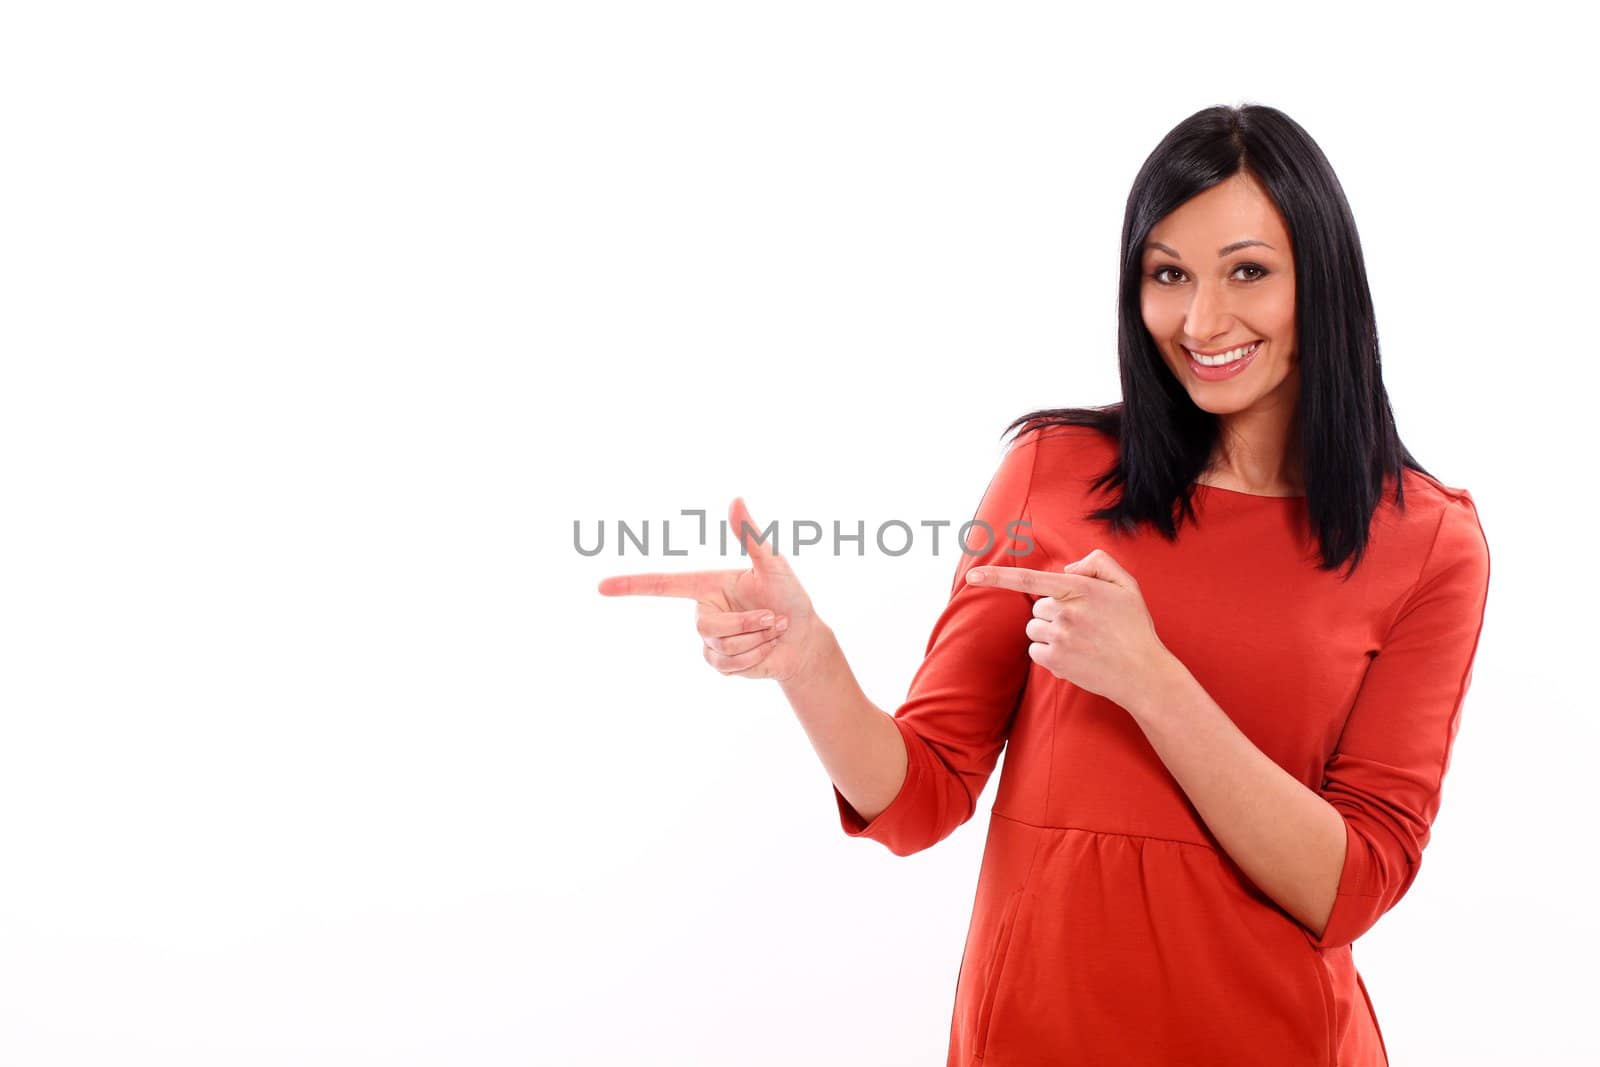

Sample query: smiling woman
[599,102,1491,1067]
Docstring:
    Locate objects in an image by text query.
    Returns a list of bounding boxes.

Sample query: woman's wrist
[774,615,838,691]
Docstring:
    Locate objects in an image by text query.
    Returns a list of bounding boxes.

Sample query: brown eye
[1151,267,1183,284]
[1235,264,1268,281]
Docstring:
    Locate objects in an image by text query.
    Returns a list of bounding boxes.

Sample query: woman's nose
[1184,280,1231,341]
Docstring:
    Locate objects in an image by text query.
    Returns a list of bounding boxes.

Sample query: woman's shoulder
[1393,466,1488,565]
[1389,466,1482,532]
[1361,467,1489,597]
[1396,462,1471,502]
[1013,420,1119,483]
[1006,419,1119,463]
[996,420,1121,513]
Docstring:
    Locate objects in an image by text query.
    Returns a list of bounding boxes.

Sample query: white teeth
[1186,341,1260,366]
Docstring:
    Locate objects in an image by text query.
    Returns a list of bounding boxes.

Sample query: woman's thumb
[730,496,791,574]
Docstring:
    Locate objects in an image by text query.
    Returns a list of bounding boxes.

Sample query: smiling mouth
[1183,340,1261,366]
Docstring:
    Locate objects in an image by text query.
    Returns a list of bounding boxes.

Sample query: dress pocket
[973,887,1025,1058]
[1294,931,1339,1067]
[1190,848,1339,1065]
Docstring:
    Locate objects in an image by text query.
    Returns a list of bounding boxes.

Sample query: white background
[2,2,1594,1064]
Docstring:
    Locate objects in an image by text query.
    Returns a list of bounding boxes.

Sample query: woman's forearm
[778,619,907,824]
[1130,654,1347,939]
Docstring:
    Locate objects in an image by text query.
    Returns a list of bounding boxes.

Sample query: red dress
[834,424,1491,1066]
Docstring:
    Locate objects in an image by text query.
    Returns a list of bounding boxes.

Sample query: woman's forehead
[1144,176,1291,256]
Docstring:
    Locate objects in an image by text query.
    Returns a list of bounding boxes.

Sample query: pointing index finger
[966,565,1079,598]
[597,570,728,599]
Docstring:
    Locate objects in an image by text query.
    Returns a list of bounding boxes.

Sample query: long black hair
[1008,103,1430,577]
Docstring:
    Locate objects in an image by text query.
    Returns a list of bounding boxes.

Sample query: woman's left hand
[966,549,1175,711]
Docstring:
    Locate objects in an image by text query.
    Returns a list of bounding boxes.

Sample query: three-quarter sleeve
[832,429,1048,857]
[1307,491,1491,949]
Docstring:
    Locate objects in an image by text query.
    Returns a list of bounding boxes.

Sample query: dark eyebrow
[1144,239,1275,258]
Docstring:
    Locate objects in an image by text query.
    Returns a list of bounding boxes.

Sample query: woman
[598,103,1491,1066]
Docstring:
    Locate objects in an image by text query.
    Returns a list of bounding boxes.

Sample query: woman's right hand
[596,497,826,684]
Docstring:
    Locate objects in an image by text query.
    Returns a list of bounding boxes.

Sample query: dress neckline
[1194,481,1306,501]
